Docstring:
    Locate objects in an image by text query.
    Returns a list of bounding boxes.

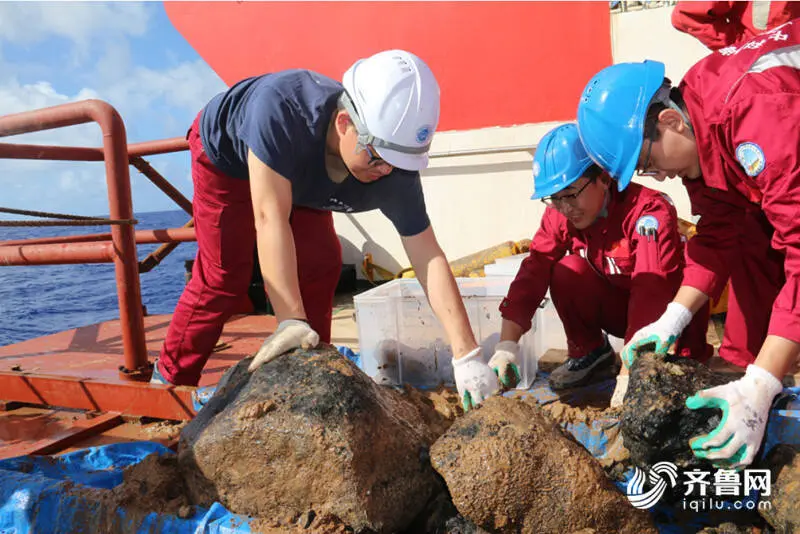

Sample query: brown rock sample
[760,444,800,532]
[178,344,451,533]
[621,353,728,471]
[60,453,191,532]
[429,396,657,534]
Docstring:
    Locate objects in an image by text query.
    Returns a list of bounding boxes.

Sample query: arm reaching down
[247,149,319,371]
[402,226,499,410]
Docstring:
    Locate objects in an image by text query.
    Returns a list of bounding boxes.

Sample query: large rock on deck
[178,344,450,532]
[429,396,657,534]
[621,353,728,471]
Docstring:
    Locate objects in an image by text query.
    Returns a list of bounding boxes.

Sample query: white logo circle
[626,461,679,509]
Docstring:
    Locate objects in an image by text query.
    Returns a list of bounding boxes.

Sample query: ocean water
[0,210,197,347]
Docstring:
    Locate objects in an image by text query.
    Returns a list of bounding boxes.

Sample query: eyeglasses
[636,125,658,177]
[363,144,391,169]
[356,143,394,172]
[540,178,595,207]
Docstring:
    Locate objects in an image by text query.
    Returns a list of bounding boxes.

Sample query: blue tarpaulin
[2,352,799,533]
[0,442,253,534]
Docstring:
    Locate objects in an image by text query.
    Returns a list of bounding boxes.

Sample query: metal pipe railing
[0,241,116,266]
[0,227,196,248]
[130,156,193,215]
[0,137,188,162]
[0,100,148,380]
[139,220,195,274]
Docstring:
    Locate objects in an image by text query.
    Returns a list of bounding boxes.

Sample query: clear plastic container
[354,277,539,389]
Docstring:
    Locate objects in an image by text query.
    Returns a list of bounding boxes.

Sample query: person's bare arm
[247,149,306,323]
[401,226,478,358]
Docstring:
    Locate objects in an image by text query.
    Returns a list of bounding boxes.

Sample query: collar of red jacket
[679,84,730,192]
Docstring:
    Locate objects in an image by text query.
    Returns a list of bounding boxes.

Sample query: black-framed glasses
[636,125,658,177]
[362,144,391,169]
[540,178,595,207]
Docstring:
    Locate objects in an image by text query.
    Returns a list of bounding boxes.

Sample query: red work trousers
[158,116,342,386]
[549,254,711,362]
[718,209,785,367]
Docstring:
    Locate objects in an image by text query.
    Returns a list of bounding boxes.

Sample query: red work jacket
[500,182,685,339]
[679,19,800,342]
[672,1,800,50]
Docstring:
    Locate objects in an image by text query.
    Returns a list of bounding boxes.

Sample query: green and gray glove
[622,302,693,368]
[453,347,500,412]
[687,364,783,470]
[488,340,522,389]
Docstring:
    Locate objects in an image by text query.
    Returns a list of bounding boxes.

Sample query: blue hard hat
[576,60,666,191]
[531,124,594,200]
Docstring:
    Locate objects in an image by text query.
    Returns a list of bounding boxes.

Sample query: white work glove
[488,340,522,389]
[453,347,500,412]
[610,373,629,408]
[686,364,783,470]
[248,319,320,372]
[621,302,693,368]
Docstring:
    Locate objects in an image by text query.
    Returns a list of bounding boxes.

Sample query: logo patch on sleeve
[735,142,765,177]
[636,215,659,236]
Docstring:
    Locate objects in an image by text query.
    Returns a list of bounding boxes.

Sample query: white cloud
[94,39,133,85]
[0,2,222,215]
[0,78,101,148]
[0,2,150,47]
[100,60,226,118]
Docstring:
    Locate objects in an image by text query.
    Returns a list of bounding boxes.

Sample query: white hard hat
[341,49,440,171]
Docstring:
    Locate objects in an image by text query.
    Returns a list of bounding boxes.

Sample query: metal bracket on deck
[118,361,154,382]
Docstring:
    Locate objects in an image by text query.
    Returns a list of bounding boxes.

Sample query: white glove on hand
[453,347,500,412]
[610,373,629,408]
[687,364,783,470]
[621,302,693,368]
[488,340,522,389]
[248,319,320,372]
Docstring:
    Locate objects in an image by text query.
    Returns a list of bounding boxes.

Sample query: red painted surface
[0,407,183,458]
[0,314,274,420]
[0,411,123,459]
[164,1,612,131]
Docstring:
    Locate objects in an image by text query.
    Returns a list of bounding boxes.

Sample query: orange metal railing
[0,99,195,382]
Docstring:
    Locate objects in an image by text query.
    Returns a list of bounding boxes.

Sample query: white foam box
[483,254,625,354]
[482,253,528,277]
[353,277,540,389]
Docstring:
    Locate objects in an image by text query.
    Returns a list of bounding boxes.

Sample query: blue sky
[0,2,227,217]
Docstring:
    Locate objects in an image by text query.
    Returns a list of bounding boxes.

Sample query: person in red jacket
[672,1,800,50]
[577,19,800,469]
[487,124,710,394]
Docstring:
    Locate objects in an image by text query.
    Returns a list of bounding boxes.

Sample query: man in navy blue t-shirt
[154,49,500,411]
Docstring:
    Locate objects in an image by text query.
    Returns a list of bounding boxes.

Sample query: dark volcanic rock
[621,353,729,470]
[178,344,450,533]
[430,396,657,534]
[401,483,489,534]
[760,444,800,532]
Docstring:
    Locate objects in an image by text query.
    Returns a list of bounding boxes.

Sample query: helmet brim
[374,146,429,172]
[617,136,642,191]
